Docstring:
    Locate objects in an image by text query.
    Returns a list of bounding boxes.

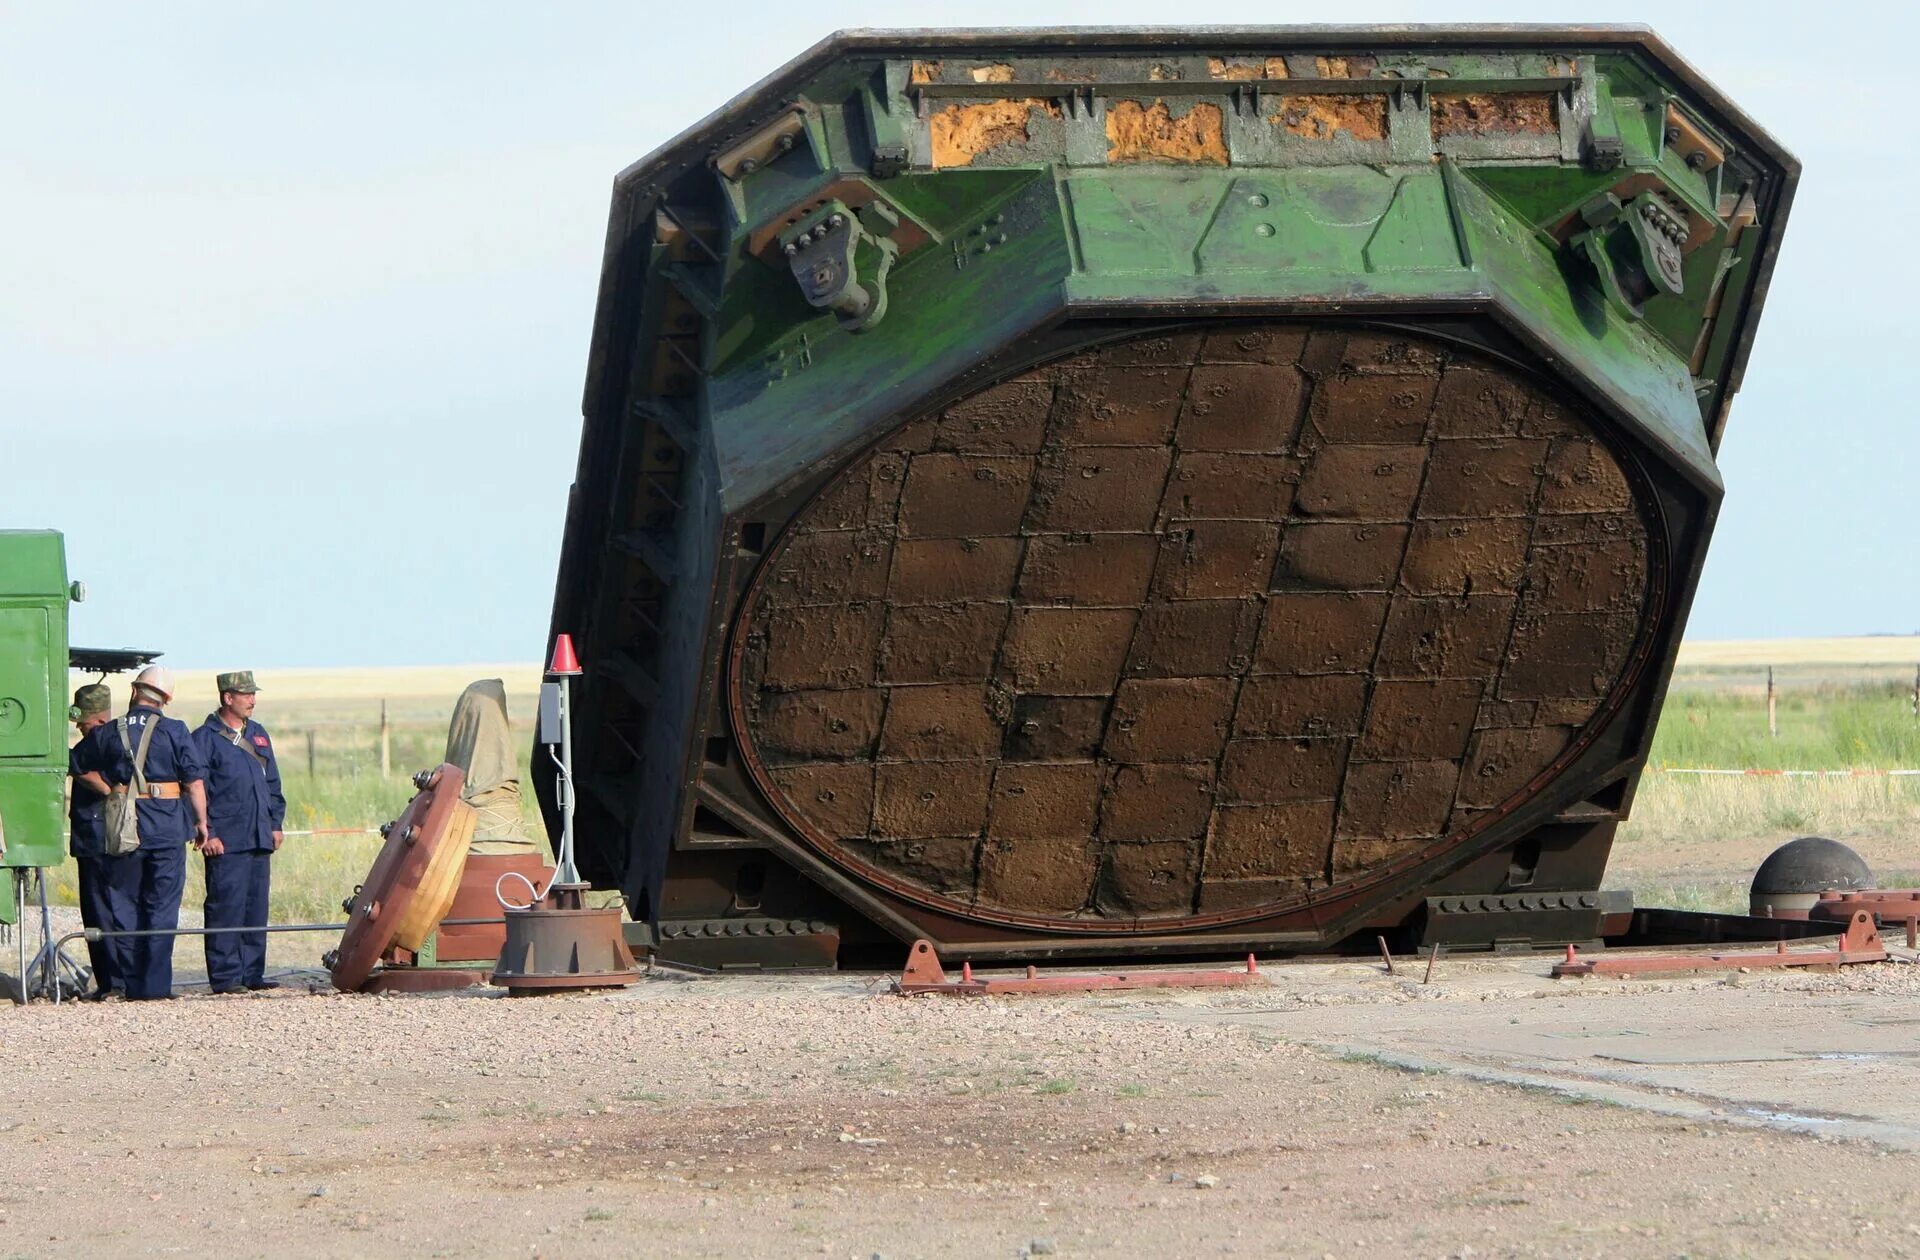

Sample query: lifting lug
[779,198,898,333]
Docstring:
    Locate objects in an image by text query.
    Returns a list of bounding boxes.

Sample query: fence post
[305,729,316,777]
[1912,664,1918,721]
[1766,666,1777,739]
[379,699,391,778]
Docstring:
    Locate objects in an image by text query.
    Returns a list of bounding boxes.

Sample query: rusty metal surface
[328,766,468,993]
[362,967,489,995]
[731,323,1653,932]
[1553,910,1887,978]
[491,887,641,995]
[433,853,554,964]
[894,937,1266,995]
[1810,890,1920,949]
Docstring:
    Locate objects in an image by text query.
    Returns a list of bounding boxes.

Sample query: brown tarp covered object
[442,679,542,856]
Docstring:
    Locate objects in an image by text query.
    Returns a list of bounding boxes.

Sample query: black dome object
[1751,837,1874,899]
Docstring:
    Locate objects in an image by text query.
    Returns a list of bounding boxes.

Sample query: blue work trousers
[203,850,271,990]
[103,843,186,1001]
[75,855,123,994]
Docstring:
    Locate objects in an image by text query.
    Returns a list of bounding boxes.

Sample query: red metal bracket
[895,938,1267,996]
[1553,910,1887,978]
[1810,889,1920,949]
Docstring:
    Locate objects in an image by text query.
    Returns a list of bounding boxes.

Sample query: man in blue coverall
[71,665,210,1001]
[67,682,120,998]
[192,670,285,994]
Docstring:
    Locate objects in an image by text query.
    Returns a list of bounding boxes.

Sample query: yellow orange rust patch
[1271,95,1388,142]
[1207,57,1259,80]
[1105,100,1229,165]
[969,63,1015,84]
[910,60,942,85]
[930,99,1059,168]
[1315,56,1353,78]
[1430,93,1558,138]
[1206,56,1291,80]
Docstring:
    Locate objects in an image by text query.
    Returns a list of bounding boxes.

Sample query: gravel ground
[4,946,1919,1259]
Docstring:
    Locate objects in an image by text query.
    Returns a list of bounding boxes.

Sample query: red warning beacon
[547,633,582,677]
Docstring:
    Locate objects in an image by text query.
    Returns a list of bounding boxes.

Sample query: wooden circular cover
[328,764,469,991]
[729,323,1656,931]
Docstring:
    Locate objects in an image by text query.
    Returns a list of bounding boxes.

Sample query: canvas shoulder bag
[102,716,159,856]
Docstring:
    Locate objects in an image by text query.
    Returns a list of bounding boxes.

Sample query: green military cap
[70,683,111,721]
[216,670,260,695]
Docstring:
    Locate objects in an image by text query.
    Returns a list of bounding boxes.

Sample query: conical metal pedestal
[490,883,639,996]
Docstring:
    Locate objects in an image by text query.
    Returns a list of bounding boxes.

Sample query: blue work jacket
[67,743,107,857]
[73,705,206,846]
[192,716,286,853]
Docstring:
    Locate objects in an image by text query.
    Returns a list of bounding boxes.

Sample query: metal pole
[379,700,391,778]
[554,673,581,885]
[14,874,25,1004]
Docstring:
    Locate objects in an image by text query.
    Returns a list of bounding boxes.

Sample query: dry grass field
[51,638,1920,927]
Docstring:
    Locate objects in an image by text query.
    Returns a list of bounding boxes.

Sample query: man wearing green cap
[191,671,286,993]
[67,683,121,997]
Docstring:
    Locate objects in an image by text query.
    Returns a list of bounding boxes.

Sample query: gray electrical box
[537,681,563,746]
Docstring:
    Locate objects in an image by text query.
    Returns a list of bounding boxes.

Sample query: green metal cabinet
[0,530,79,920]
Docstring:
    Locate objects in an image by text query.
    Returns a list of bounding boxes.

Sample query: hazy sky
[4,2,1912,667]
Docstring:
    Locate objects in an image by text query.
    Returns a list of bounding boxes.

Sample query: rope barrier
[1651,768,1920,775]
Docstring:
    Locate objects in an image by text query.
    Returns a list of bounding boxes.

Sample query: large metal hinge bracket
[1569,190,1687,321]
[779,199,900,334]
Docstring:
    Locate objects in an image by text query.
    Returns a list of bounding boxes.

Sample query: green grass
[1648,682,1919,772]
[31,668,1918,931]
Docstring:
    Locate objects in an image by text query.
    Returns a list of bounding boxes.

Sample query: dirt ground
[5,940,1920,1259]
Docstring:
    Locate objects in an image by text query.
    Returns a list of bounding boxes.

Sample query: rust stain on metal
[929,99,1060,169]
[978,836,1100,912]
[1104,100,1229,165]
[969,63,1016,83]
[1271,95,1387,142]
[1206,56,1290,80]
[1553,911,1886,978]
[987,762,1103,838]
[895,938,1266,995]
[1208,801,1335,879]
[1219,738,1348,804]
[1104,676,1236,763]
[909,60,942,85]
[730,323,1652,929]
[880,684,1006,760]
[1431,93,1558,138]
[1019,533,1158,606]
[1128,599,1258,679]
[1099,839,1203,914]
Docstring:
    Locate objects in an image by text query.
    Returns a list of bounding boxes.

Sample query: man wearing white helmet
[71,665,210,1000]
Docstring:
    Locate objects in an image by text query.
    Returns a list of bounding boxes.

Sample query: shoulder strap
[219,720,270,770]
[129,716,159,793]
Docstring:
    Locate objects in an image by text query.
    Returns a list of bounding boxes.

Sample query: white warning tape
[1654,768,1920,778]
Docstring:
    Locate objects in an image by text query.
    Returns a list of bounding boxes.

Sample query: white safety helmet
[132,664,175,702]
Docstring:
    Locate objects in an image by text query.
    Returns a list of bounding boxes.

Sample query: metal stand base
[491,884,640,995]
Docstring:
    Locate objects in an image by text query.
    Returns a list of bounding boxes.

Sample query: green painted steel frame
[542,27,1796,956]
